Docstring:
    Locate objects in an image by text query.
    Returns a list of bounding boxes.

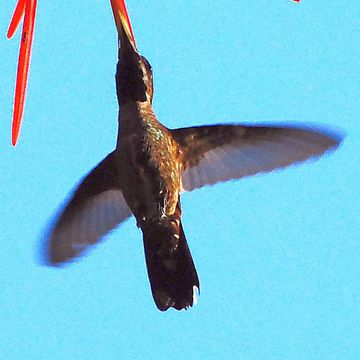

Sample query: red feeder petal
[10,0,37,146]
[7,0,26,39]
[110,0,136,47]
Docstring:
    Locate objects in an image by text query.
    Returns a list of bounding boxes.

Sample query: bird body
[43,0,342,311]
[118,102,181,221]
[115,93,200,310]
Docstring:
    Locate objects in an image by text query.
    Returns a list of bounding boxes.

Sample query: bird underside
[115,129,200,310]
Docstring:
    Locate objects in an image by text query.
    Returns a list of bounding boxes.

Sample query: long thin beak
[110,0,137,52]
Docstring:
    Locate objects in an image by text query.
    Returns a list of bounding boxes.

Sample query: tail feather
[142,221,199,311]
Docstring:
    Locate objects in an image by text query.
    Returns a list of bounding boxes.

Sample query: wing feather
[42,151,132,265]
[172,124,342,192]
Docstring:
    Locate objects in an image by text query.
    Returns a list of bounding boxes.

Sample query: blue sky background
[0,1,359,359]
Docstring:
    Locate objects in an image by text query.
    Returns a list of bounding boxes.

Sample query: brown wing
[171,124,342,192]
[42,151,132,265]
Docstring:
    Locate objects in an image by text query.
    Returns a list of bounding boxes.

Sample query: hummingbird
[43,1,342,311]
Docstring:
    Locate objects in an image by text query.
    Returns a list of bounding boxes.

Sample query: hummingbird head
[112,1,154,105]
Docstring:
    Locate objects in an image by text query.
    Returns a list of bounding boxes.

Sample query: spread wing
[42,151,132,265]
[171,124,342,192]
